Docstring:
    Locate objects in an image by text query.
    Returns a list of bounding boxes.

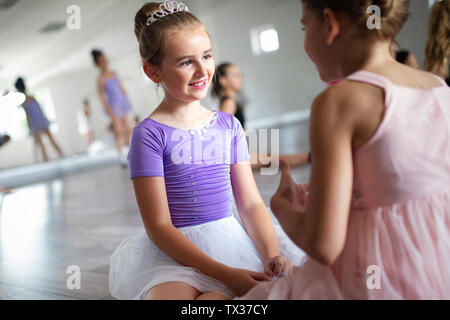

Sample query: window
[250,25,280,56]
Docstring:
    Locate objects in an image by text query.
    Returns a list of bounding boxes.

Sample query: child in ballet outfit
[238,0,450,300]
[14,78,64,162]
[92,49,134,167]
[108,1,305,300]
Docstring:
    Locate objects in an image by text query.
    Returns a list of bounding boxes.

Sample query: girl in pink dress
[238,0,450,300]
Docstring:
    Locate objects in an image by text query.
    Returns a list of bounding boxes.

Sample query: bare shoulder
[97,75,105,85]
[220,98,236,114]
[408,68,444,88]
[373,63,443,88]
[311,81,385,149]
[311,80,383,125]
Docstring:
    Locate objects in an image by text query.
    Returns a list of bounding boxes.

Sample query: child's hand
[263,255,294,278]
[225,268,271,297]
[270,159,308,215]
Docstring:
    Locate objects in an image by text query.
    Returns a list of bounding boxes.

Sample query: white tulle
[108,210,306,299]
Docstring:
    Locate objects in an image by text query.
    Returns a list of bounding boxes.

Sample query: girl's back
[241,69,450,300]
[347,67,450,207]
[331,68,450,299]
[238,0,450,301]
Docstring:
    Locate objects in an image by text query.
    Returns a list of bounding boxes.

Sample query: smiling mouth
[188,79,207,87]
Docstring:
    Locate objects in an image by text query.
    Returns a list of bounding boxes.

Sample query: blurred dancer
[14,77,64,162]
[92,49,133,167]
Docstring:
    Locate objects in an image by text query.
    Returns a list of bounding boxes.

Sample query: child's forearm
[238,201,281,261]
[271,199,310,255]
[149,224,232,283]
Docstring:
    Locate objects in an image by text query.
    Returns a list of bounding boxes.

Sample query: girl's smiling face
[158,26,215,103]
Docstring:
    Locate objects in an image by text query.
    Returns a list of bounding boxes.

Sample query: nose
[194,61,208,78]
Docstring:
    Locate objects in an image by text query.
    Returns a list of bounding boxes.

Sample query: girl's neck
[100,68,110,76]
[158,96,205,120]
[339,38,393,78]
[222,88,236,99]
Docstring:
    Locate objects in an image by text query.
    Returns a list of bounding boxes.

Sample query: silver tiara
[146,1,189,26]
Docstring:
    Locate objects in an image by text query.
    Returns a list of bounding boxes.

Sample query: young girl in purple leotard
[92,49,133,167]
[108,1,305,300]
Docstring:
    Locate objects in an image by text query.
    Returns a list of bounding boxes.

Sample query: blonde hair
[302,0,410,39]
[134,2,205,66]
[424,0,450,78]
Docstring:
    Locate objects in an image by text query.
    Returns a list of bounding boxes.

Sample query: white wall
[396,0,430,68]
[198,0,325,120]
[0,0,434,169]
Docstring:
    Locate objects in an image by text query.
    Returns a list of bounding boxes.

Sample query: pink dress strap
[345,71,396,145]
[346,70,394,106]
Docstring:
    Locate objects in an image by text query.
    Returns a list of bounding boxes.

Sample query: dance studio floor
[0,162,310,300]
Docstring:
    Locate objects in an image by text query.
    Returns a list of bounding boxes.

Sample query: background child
[92,49,133,167]
[82,99,95,147]
[390,40,419,68]
[108,1,304,300]
[212,62,311,169]
[239,0,450,300]
[14,77,64,162]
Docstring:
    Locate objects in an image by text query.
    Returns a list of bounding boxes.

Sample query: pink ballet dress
[238,71,450,300]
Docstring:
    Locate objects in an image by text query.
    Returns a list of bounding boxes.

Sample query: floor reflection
[0,162,311,299]
[0,180,63,264]
[0,165,140,299]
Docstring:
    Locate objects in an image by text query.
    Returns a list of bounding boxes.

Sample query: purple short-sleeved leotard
[128,111,250,228]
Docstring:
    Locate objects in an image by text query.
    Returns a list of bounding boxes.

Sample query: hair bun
[14,77,26,92]
[134,2,204,67]
[303,0,410,39]
[375,0,397,18]
[375,0,409,39]
[91,49,102,57]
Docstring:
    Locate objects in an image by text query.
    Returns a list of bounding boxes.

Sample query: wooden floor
[0,162,310,300]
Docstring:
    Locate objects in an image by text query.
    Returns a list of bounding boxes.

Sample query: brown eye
[180,60,192,67]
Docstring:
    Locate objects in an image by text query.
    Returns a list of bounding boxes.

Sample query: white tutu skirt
[108,212,306,300]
